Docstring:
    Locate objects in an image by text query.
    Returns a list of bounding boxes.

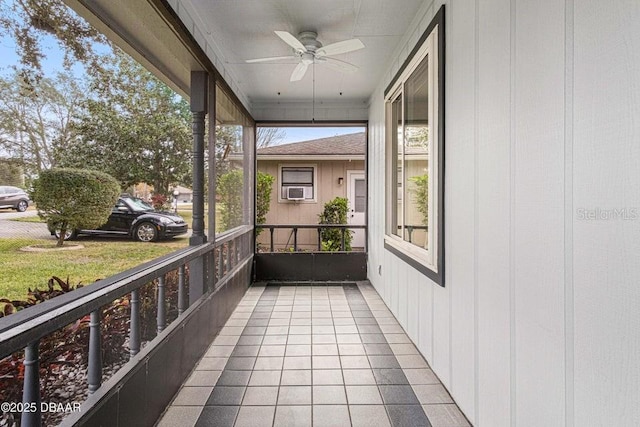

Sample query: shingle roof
[256,132,365,156]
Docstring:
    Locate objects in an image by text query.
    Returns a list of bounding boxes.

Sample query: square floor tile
[220,326,244,335]
[379,385,420,405]
[195,406,239,427]
[237,335,263,346]
[422,404,471,427]
[361,334,386,344]
[287,334,312,344]
[289,325,312,334]
[158,406,202,427]
[281,369,312,385]
[268,318,290,326]
[343,369,376,385]
[368,355,401,369]
[262,335,287,345]
[266,326,289,335]
[253,357,284,370]
[278,385,312,404]
[334,325,359,334]
[345,385,383,404]
[225,357,256,370]
[234,405,275,427]
[259,345,285,357]
[313,385,347,404]
[312,369,343,385]
[213,335,240,346]
[364,343,394,355]
[206,346,234,358]
[386,405,430,427]
[340,355,370,369]
[197,357,227,371]
[247,318,269,327]
[173,386,213,406]
[380,324,405,334]
[270,312,292,319]
[312,318,334,326]
[312,355,341,369]
[338,344,366,355]
[312,334,337,344]
[333,318,356,326]
[185,370,222,387]
[216,370,251,386]
[349,405,391,427]
[312,405,350,427]
[384,334,412,344]
[284,356,312,370]
[313,344,339,356]
[372,369,409,385]
[412,384,454,404]
[389,343,420,355]
[242,326,267,336]
[231,345,260,358]
[273,405,312,427]
[358,325,383,334]
[336,334,362,344]
[397,355,429,369]
[248,370,281,386]
[242,386,278,405]
[290,318,312,326]
[355,317,379,325]
[286,344,311,356]
[206,386,245,405]
[403,369,440,385]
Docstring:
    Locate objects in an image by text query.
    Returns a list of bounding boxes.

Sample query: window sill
[384,235,441,285]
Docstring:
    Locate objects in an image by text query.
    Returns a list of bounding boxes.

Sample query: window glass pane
[391,94,402,237]
[282,168,313,185]
[403,55,429,249]
[354,179,366,212]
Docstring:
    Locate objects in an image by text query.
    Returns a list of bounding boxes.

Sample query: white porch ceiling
[184,0,425,105]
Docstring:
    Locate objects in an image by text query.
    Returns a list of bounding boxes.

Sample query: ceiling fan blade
[321,57,359,73]
[246,55,297,63]
[316,38,364,57]
[275,31,306,52]
[290,62,309,81]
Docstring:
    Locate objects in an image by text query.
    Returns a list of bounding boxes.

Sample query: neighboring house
[172,185,193,203]
[257,132,365,250]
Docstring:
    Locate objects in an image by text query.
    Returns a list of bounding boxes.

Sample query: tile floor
[158,283,470,427]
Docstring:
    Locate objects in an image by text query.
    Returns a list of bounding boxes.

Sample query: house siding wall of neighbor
[367,1,640,427]
[257,159,365,250]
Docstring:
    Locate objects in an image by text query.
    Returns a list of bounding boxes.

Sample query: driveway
[0,210,51,239]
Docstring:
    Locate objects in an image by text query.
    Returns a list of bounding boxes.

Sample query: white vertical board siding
[367,0,640,426]
[444,0,477,415]
[514,0,566,425]
[573,1,640,425]
[477,0,512,425]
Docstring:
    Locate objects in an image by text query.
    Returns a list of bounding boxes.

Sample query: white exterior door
[347,171,366,248]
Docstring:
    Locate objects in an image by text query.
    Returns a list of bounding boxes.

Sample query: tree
[0,72,86,177]
[256,127,285,148]
[0,0,109,84]
[31,168,120,246]
[318,197,352,251]
[409,174,428,225]
[256,172,274,235]
[58,51,192,195]
[217,169,243,232]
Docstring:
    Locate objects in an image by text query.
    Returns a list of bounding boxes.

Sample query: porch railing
[258,224,367,253]
[0,225,252,426]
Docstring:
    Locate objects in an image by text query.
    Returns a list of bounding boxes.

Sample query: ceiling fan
[246,31,365,82]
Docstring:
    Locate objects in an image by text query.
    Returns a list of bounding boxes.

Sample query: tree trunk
[56,222,67,247]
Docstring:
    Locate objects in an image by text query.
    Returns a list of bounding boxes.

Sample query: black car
[0,186,31,212]
[48,196,188,242]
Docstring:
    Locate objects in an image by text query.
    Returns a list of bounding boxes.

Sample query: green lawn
[9,216,43,223]
[0,237,189,301]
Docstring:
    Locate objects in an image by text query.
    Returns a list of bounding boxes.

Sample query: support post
[189,70,208,305]
[293,228,298,251]
[21,341,41,427]
[88,310,102,393]
[157,275,166,334]
[129,290,140,358]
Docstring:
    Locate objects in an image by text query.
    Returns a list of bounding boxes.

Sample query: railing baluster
[226,241,232,271]
[157,275,166,334]
[270,227,274,252]
[88,310,102,393]
[218,247,223,278]
[341,228,346,251]
[317,228,322,251]
[21,341,41,427]
[130,290,140,358]
[293,227,298,251]
[178,265,186,315]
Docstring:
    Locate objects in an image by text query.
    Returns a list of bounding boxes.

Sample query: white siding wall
[368,1,640,426]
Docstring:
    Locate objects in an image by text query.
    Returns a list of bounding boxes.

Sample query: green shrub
[318,197,352,251]
[409,174,428,225]
[256,172,274,235]
[31,168,121,246]
[217,169,243,231]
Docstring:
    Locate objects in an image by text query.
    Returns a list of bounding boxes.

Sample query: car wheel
[135,222,158,242]
[16,200,28,212]
[54,228,76,241]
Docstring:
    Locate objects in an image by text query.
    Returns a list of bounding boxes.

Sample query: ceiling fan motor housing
[297,31,322,53]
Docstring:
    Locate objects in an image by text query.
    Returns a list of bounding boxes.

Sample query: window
[279,165,316,201]
[384,7,444,285]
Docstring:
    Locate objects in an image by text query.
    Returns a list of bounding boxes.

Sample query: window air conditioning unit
[286,187,306,201]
